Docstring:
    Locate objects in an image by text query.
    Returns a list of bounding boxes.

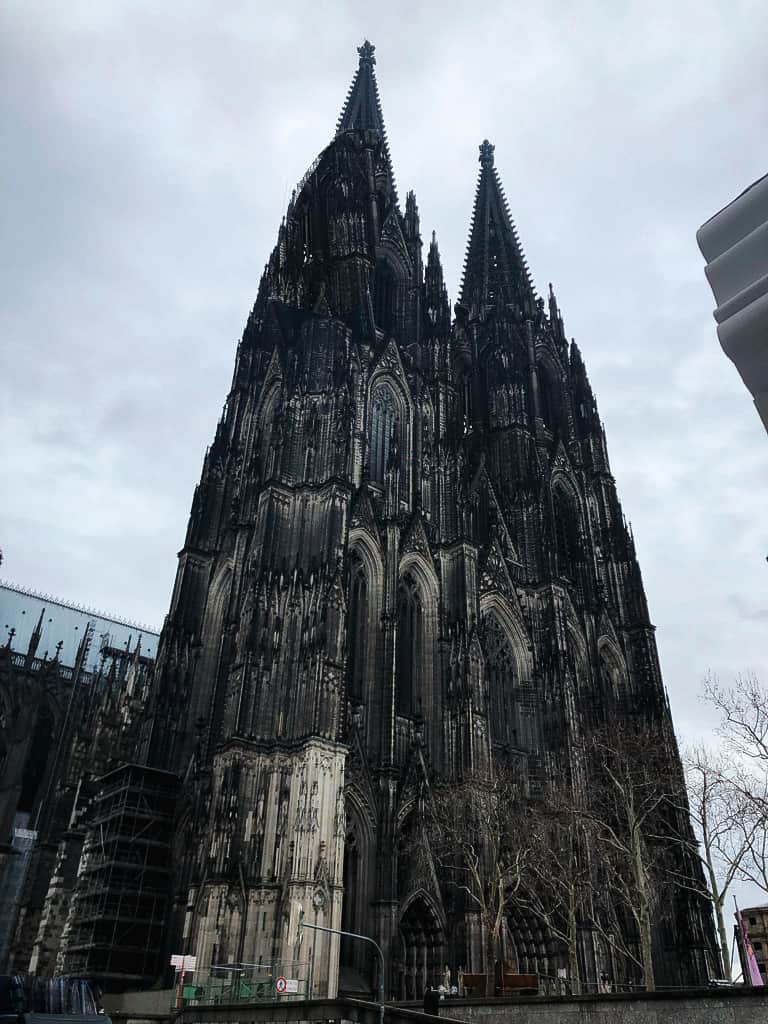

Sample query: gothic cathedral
[137,42,713,996]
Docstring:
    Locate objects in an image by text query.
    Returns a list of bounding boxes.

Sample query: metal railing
[177,962,312,1008]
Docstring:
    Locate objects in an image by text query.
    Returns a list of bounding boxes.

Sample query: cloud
[1,0,767,762]
[729,594,768,625]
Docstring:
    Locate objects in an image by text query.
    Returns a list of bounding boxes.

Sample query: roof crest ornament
[358,39,376,65]
[479,139,495,168]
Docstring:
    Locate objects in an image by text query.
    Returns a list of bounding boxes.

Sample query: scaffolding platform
[64,763,179,988]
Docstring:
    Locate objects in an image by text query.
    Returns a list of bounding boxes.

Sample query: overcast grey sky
[1,2,767,752]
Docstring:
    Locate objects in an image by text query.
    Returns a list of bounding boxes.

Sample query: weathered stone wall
[102,989,175,1015]
[162,990,768,1024]
[441,988,768,1024]
[186,739,346,999]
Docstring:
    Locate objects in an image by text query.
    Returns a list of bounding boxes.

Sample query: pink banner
[736,907,764,987]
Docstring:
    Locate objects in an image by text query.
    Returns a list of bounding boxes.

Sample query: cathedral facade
[109,42,714,997]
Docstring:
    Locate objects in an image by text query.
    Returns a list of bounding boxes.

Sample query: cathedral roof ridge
[0,578,160,636]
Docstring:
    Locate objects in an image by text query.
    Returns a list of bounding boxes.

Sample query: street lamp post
[300,921,386,1024]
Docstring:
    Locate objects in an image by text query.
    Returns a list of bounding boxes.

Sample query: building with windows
[737,905,768,984]
[1,43,716,995]
[78,41,716,997]
[0,580,158,973]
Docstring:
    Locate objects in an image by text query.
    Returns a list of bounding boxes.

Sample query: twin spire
[335,40,397,202]
[334,43,534,318]
[459,139,535,318]
[336,40,386,135]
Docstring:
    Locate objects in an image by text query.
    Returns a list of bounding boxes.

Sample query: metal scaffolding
[64,763,179,987]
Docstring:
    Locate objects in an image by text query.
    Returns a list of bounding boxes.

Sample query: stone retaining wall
[442,987,768,1024]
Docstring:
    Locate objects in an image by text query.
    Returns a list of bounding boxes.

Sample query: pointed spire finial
[336,40,386,138]
[358,39,376,65]
[479,139,495,169]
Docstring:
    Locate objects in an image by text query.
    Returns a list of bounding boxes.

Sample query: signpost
[170,955,198,1008]
[275,977,299,995]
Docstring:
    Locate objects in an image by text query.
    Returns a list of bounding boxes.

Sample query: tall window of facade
[347,554,369,703]
[370,384,398,483]
[396,575,422,716]
[599,647,625,699]
[538,368,560,433]
[373,259,397,334]
[553,487,580,578]
[483,614,516,747]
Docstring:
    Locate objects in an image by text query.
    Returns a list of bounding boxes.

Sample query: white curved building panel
[698,172,768,431]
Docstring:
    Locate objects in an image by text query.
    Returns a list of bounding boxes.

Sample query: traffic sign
[275,977,287,994]
[170,954,197,972]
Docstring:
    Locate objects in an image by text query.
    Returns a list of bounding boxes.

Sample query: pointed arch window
[553,486,581,579]
[483,614,517,748]
[347,553,369,703]
[538,367,561,433]
[482,612,539,751]
[599,646,626,699]
[374,258,397,334]
[396,574,422,717]
[370,383,399,484]
[258,390,282,481]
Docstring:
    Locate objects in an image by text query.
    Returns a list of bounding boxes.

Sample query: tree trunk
[703,851,730,978]
[567,897,581,995]
[714,896,731,980]
[630,819,655,992]
[484,919,496,997]
[639,908,655,992]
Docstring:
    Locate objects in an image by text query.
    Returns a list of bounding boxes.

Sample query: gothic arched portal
[339,796,376,995]
[396,895,445,1000]
[504,905,554,978]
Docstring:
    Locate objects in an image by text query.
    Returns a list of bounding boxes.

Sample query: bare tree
[705,672,768,769]
[580,724,683,993]
[427,767,529,996]
[703,673,768,905]
[513,777,590,994]
[682,744,756,977]
[735,803,768,896]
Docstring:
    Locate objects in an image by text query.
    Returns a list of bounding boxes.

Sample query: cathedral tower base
[184,740,346,998]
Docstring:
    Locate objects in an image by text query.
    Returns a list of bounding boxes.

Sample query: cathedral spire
[332,40,398,207]
[25,606,45,667]
[460,140,535,320]
[425,231,450,335]
[336,40,386,136]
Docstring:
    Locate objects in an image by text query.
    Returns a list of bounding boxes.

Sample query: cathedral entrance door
[397,896,444,1001]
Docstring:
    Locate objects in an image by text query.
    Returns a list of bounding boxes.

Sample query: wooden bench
[494,962,538,996]
[460,973,488,996]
